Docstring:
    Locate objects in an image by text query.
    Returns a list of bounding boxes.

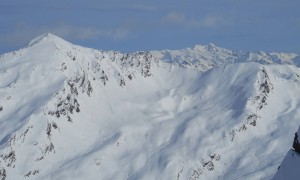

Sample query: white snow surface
[0,33,300,180]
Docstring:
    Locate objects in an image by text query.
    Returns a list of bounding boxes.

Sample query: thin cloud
[0,1,158,12]
[120,4,157,11]
[160,12,224,28]
[0,24,132,47]
[48,25,112,40]
[161,12,186,24]
[112,26,130,40]
[201,16,224,28]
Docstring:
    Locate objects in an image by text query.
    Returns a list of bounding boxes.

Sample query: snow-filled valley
[0,33,300,180]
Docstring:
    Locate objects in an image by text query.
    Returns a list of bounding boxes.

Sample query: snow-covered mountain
[0,33,300,180]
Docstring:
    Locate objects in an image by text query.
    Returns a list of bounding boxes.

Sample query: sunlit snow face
[1,34,300,179]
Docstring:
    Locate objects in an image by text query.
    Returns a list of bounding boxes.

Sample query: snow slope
[272,127,300,180]
[0,33,300,180]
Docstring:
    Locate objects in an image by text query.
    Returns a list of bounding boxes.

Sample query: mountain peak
[207,43,216,48]
[192,44,206,51]
[206,43,219,51]
[192,43,219,52]
[27,33,70,47]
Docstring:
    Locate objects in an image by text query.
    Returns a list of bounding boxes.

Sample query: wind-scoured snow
[0,33,300,180]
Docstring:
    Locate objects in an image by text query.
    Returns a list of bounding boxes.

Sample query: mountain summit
[27,33,70,47]
[0,34,300,180]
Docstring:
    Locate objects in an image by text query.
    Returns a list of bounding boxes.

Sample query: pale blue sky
[0,0,299,54]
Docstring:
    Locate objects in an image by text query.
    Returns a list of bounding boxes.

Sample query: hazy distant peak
[192,43,224,53]
[192,44,207,51]
[206,43,217,50]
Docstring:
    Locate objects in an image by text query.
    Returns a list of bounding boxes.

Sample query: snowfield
[0,33,300,180]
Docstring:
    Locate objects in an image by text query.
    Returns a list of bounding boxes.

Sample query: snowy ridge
[152,43,299,71]
[0,34,300,180]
